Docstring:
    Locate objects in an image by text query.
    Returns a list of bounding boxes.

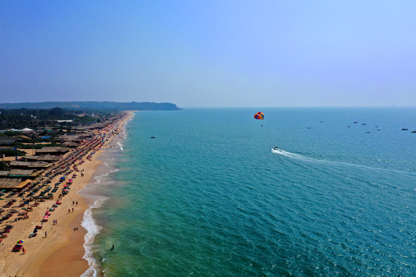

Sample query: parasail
[254,112,264,120]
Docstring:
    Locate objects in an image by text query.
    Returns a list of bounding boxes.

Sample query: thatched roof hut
[24,155,61,162]
[35,147,69,155]
[9,161,51,169]
[0,171,9,177]
[8,169,35,177]
[0,178,24,189]
[62,142,79,148]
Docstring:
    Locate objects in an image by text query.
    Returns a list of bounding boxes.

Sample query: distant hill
[0,101,181,111]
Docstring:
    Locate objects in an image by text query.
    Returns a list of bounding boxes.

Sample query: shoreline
[0,111,133,277]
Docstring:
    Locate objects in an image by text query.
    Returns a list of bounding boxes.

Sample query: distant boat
[377,129,381,131]
[273,146,279,150]
[347,126,351,128]
[362,123,367,125]
[150,136,156,138]
[365,132,370,133]
[307,127,311,129]
[354,122,358,124]
[402,128,408,131]
[411,131,416,133]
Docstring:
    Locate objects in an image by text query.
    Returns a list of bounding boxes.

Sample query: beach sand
[0,112,133,277]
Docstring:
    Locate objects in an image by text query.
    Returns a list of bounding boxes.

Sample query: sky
[1,0,416,107]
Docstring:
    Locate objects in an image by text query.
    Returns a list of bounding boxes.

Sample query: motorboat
[273,146,279,150]
[402,128,408,131]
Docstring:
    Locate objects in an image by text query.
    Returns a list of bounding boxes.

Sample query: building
[9,161,52,170]
[35,147,69,156]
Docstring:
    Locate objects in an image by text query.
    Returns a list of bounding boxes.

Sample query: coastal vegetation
[0,149,26,157]
[0,101,181,111]
[0,161,8,170]
[0,107,108,130]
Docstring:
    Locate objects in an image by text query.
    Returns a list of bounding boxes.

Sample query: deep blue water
[88,108,416,276]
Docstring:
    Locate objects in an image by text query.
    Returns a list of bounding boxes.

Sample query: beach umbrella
[16,240,24,244]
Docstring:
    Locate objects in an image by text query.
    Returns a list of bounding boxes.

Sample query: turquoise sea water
[84,108,416,276]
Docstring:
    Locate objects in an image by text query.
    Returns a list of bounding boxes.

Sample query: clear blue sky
[1,0,415,107]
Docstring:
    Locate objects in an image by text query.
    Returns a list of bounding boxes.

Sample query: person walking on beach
[72,207,74,212]
[22,247,26,254]
[76,201,78,205]
[45,231,47,237]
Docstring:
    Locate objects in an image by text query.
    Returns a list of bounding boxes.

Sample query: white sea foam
[93,171,113,184]
[81,197,108,277]
[117,141,124,151]
[80,115,131,276]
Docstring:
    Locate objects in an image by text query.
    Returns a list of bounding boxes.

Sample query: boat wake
[271,148,416,176]
[271,148,311,161]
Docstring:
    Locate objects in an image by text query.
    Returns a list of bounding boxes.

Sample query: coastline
[0,111,133,277]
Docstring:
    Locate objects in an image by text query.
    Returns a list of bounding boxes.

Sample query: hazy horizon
[1,1,416,107]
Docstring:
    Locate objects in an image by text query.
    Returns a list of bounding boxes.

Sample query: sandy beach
[0,111,133,277]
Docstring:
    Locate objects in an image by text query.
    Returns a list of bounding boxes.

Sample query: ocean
[80,108,416,276]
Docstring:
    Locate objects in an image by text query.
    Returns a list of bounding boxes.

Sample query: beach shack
[0,178,30,190]
[8,169,43,179]
[9,161,52,170]
[24,155,61,163]
[0,171,9,178]
[35,147,69,156]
